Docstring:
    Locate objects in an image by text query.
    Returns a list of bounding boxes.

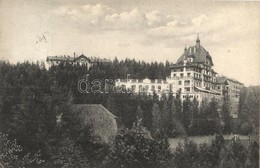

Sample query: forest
[0,59,259,168]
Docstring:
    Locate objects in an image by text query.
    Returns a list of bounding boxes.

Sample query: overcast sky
[0,0,259,86]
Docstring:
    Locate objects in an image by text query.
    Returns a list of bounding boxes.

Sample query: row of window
[173,72,191,78]
[183,95,199,99]
[121,84,163,91]
[173,67,202,73]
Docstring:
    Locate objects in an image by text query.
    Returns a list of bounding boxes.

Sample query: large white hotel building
[115,35,243,117]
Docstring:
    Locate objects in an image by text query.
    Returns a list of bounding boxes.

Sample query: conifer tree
[135,105,144,126]
[222,97,232,134]
[174,93,182,121]
[161,100,171,134]
[182,96,192,131]
[151,103,162,135]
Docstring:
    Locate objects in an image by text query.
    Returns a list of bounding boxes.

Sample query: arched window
[132,85,136,91]
[139,85,143,92]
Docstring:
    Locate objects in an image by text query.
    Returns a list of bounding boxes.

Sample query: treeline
[106,92,234,137]
[237,86,260,135]
[0,60,259,167]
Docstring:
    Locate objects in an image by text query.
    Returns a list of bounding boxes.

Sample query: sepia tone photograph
[0,0,259,167]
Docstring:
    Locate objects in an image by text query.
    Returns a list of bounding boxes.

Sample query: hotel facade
[115,35,243,117]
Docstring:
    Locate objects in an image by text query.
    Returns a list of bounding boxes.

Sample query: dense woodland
[0,59,259,168]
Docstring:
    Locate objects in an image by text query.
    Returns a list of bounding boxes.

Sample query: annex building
[115,35,243,117]
[46,53,110,70]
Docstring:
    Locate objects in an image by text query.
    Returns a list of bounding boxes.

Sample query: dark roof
[216,76,243,85]
[72,104,117,144]
[47,54,111,63]
[176,45,214,66]
[216,76,228,84]
[74,54,91,62]
[47,56,74,62]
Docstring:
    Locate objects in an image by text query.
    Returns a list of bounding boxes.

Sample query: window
[180,73,183,77]
[187,73,190,77]
[169,84,173,91]
[184,80,190,86]
[173,73,176,77]
[185,87,190,92]
[145,85,149,91]
[179,81,182,85]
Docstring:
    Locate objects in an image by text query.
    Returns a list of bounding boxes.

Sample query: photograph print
[0,0,259,168]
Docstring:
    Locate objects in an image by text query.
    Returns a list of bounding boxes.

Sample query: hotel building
[116,35,243,117]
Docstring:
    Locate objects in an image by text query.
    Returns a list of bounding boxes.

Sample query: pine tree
[151,103,162,135]
[135,105,144,126]
[182,96,192,132]
[161,100,171,134]
[174,93,182,121]
[106,93,119,117]
[222,98,232,134]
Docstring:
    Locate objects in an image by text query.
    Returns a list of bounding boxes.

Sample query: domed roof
[176,37,214,66]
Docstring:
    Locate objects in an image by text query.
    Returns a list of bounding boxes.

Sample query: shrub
[107,126,172,168]
[0,132,44,168]
[240,122,252,135]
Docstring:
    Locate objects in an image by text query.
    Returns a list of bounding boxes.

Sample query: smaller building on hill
[72,104,118,144]
[46,53,110,69]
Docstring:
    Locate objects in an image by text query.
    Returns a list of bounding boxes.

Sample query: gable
[74,54,91,62]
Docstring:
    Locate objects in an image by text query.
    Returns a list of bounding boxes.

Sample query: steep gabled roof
[74,54,91,62]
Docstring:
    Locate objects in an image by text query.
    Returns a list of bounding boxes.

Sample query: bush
[173,134,225,168]
[173,140,199,168]
[240,122,252,135]
[0,132,44,168]
[107,126,172,168]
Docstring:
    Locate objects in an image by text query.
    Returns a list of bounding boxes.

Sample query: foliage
[0,132,44,168]
[221,98,232,134]
[238,86,260,135]
[151,103,162,135]
[182,96,192,131]
[240,122,253,135]
[0,60,259,167]
[108,126,172,168]
[135,105,144,126]
[172,134,226,168]
[50,137,90,168]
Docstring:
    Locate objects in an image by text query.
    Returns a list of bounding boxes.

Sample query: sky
[0,0,259,86]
